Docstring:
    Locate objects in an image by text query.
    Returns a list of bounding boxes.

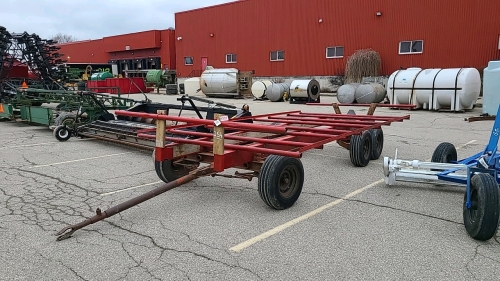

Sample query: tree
[51,33,78,44]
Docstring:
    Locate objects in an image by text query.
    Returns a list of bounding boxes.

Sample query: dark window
[326,46,344,58]
[270,50,284,61]
[399,40,423,54]
[184,57,193,65]
[226,53,237,63]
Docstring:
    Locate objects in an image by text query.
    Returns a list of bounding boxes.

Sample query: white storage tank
[289,79,321,102]
[251,80,272,99]
[482,61,500,116]
[337,83,360,104]
[387,67,480,111]
[183,77,202,96]
[354,83,386,104]
[266,82,290,102]
[200,67,238,97]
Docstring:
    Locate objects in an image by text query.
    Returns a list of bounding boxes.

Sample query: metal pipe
[56,171,202,241]
[305,103,416,109]
[114,110,288,134]
[287,112,411,121]
[167,129,312,147]
[137,133,302,158]
[265,115,382,126]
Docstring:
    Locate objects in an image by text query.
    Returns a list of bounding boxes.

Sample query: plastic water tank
[90,72,113,81]
[251,80,272,99]
[337,83,360,104]
[200,68,238,97]
[482,61,500,116]
[387,68,480,111]
[354,83,386,104]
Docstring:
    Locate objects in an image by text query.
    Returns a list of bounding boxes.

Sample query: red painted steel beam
[306,103,417,108]
[114,110,288,134]
[258,118,368,128]
[265,115,383,126]
[138,133,302,158]
[287,112,410,121]
[167,129,314,147]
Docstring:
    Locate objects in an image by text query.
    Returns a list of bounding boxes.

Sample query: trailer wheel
[53,125,71,142]
[349,130,372,167]
[155,160,192,183]
[53,112,77,127]
[258,155,304,210]
[463,173,500,241]
[369,128,384,160]
[431,142,457,163]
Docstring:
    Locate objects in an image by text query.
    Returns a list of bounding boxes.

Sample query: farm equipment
[382,105,500,241]
[55,104,410,240]
[53,95,252,146]
[0,87,139,127]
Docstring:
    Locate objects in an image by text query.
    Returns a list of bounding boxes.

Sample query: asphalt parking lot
[1,93,499,281]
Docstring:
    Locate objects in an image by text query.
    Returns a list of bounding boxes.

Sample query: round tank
[387,67,480,110]
[91,72,113,81]
[337,83,360,104]
[200,68,238,96]
[483,61,500,115]
[251,80,272,99]
[355,83,386,104]
[183,77,201,96]
[146,70,163,83]
[289,79,320,101]
[267,82,290,102]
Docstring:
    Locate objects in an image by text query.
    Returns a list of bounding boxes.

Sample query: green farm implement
[0,87,143,127]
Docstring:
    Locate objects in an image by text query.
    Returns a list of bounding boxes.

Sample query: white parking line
[230,179,384,253]
[31,152,133,168]
[100,181,163,196]
[0,138,94,150]
[229,139,477,253]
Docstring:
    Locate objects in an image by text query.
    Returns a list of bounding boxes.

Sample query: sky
[0,0,235,41]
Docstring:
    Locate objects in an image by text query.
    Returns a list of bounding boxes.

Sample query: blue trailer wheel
[463,173,500,241]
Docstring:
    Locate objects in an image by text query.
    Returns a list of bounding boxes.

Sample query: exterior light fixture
[376,12,382,16]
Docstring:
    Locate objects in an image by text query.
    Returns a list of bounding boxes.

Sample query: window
[226,53,237,63]
[184,57,193,65]
[326,46,344,58]
[270,50,284,61]
[399,40,423,54]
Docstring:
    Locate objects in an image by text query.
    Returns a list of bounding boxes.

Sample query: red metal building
[58,29,176,74]
[175,0,500,77]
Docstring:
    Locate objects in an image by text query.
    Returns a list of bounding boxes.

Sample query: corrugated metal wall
[58,40,108,63]
[175,0,500,77]
[103,30,161,52]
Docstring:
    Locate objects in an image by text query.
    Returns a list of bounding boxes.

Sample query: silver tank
[289,79,320,101]
[337,83,360,104]
[200,68,238,97]
[267,82,290,102]
[354,83,386,104]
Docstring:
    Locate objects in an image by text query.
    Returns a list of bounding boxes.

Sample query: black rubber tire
[349,130,372,167]
[369,128,384,160]
[53,125,71,142]
[463,173,500,241]
[258,155,304,210]
[431,142,457,163]
[155,159,192,183]
[53,112,77,127]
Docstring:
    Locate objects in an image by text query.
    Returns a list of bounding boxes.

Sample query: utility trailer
[56,105,410,240]
[383,106,500,241]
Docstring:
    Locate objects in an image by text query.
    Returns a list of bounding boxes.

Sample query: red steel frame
[114,109,410,172]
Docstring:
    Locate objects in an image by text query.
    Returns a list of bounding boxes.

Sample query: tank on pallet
[200,67,238,97]
[387,67,481,111]
[289,79,321,104]
[354,83,386,104]
[266,82,290,102]
[337,83,360,104]
[90,72,113,80]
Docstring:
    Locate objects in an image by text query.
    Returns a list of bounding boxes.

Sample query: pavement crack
[465,244,480,280]
[310,191,463,225]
